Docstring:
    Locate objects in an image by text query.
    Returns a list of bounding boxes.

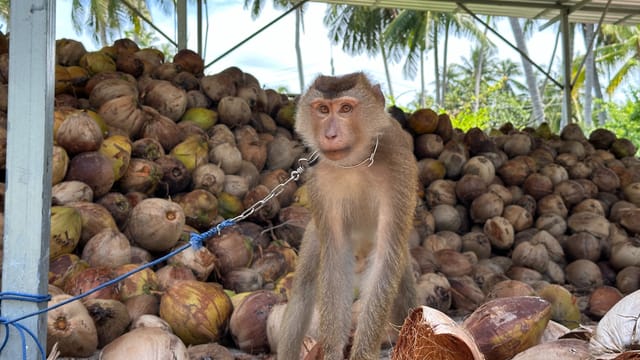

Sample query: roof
[314,0,640,26]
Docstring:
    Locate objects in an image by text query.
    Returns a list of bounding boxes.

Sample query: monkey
[277,72,418,360]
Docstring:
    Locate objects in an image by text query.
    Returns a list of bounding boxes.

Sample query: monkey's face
[307,96,364,161]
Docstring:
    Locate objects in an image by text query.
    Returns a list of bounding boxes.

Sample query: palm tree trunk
[295,8,305,92]
[473,17,490,113]
[593,67,607,125]
[509,17,545,123]
[441,19,450,108]
[379,37,394,99]
[434,21,441,107]
[583,23,595,128]
[420,12,431,108]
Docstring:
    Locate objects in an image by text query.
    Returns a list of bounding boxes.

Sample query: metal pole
[197,0,203,56]
[1,0,54,358]
[177,0,188,49]
[561,9,572,126]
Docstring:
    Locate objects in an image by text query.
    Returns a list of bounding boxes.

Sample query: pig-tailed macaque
[277,72,418,360]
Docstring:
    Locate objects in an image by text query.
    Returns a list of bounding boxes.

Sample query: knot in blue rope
[189,219,236,250]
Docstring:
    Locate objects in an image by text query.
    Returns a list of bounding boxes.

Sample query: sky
[52,0,596,107]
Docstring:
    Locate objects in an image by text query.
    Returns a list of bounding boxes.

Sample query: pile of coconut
[0,33,638,359]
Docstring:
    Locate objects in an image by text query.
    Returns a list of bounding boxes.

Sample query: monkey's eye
[339,104,353,113]
[318,105,330,114]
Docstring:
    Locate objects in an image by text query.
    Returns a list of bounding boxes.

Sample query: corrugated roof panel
[314,0,640,24]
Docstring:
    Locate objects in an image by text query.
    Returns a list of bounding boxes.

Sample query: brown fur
[277,73,418,360]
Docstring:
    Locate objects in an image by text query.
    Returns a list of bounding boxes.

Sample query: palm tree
[323,5,399,99]
[245,0,307,92]
[69,0,173,46]
[433,12,486,108]
[385,10,431,107]
[597,24,640,97]
[509,17,545,124]
[0,0,7,26]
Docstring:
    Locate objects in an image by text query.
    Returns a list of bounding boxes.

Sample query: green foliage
[449,77,531,132]
[592,91,640,154]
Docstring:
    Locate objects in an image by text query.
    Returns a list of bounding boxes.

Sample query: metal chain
[220,150,319,228]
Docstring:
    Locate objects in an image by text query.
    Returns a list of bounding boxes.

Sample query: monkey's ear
[371,84,385,106]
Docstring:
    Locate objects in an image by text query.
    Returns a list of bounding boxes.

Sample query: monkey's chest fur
[308,164,391,272]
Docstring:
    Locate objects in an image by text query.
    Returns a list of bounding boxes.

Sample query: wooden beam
[0,0,55,359]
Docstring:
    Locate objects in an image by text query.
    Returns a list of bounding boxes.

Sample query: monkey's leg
[277,224,321,360]
[390,260,418,328]
[318,236,355,360]
[349,237,406,359]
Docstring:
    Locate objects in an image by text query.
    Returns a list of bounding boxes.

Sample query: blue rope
[0,219,237,360]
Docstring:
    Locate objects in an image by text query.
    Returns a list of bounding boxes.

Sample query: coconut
[81,228,131,268]
[98,95,145,138]
[172,71,200,91]
[565,231,601,261]
[462,296,551,360]
[52,145,70,185]
[615,266,640,294]
[179,107,217,131]
[186,89,212,109]
[511,241,550,273]
[425,179,457,207]
[130,314,171,332]
[209,142,243,174]
[49,253,89,288]
[167,241,217,281]
[470,192,504,223]
[407,108,439,135]
[56,110,104,155]
[117,158,162,195]
[96,192,131,229]
[46,294,98,357]
[414,273,452,311]
[112,263,160,302]
[610,239,640,270]
[142,79,188,121]
[414,133,444,159]
[435,249,472,277]
[423,231,461,253]
[173,189,218,231]
[251,249,289,283]
[588,285,623,319]
[430,204,462,232]
[502,205,533,232]
[56,38,87,66]
[131,137,165,161]
[188,343,235,360]
[159,280,233,345]
[260,168,298,208]
[449,275,486,312]
[125,198,185,252]
[192,163,225,196]
[217,96,252,128]
[51,180,94,205]
[49,205,83,259]
[98,134,132,181]
[152,155,190,196]
[100,327,189,360]
[266,134,304,170]
[235,125,268,170]
[63,266,119,300]
[65,151,114,198]
[229,290,283,354]
[84,298,131,348]
[462,232,492,260]
[156,264,198,291]
[151,62,182,81]
[437,149,466,179]
[140,105,183,151]
[536,284,582,329]
[170,134,209,172]
[89,78,138,109]
[124,294,160,321]
[200,72,237,103]
[455,174,486,205]
[67,201,118,245]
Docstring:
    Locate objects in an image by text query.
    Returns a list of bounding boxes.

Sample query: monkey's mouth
[322,148,351,161]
